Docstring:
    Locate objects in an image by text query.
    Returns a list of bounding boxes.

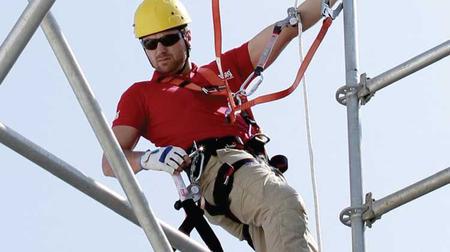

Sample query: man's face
[141,29,188,75]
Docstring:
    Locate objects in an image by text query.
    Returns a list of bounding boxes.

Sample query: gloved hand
[140,146,188,174]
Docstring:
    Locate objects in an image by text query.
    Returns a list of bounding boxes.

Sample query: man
[103,0,334,251]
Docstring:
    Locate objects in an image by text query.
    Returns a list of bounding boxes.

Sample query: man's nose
[155,41,168,51]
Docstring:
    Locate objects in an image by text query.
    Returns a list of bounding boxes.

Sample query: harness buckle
[201,85,226,95]
[254,133,270,144]
[201,87,211,95]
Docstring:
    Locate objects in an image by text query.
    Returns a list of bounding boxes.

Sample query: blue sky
[1,1,449,251]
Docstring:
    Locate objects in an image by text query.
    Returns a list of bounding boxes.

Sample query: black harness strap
[242,224,255,249]
[177,199,223,252]
[204,158,256,250]
[212,158,254,214]
[185,137,277,250]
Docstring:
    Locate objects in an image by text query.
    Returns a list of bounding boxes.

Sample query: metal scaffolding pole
[342,0,365,251]
[358,40,450,99]
[0,0,55,84]
[0,121,209,252]
[363,168,450,224]
[38,10,172,251]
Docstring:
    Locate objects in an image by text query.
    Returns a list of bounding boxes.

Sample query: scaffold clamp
[339,204,369,227]
[336,73,376,106]
[359,73,375,105]
[339,192,382,228]
[362,192,381,228]
[335,85,358,105]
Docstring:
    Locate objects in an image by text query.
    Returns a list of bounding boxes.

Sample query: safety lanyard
[235,17,333,113]
[211,0,238,122]
[211,1,335,122]
[237,7,299,99]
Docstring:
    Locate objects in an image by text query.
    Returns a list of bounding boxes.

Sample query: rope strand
[295,1,323,250]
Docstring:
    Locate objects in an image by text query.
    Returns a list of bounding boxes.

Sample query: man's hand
[140,146,189,174]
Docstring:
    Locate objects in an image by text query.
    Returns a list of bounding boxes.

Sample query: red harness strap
[212,0,237,122]
[164,2,333,124]
[158,66,261,132]
[235,17,333,112]
[210,0,334,119]
[212,0,223,60]
[158,67,228,95]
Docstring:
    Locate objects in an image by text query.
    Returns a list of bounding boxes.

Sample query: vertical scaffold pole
[342,0,365,251]
[38,9,172,252]
[0,0,55,84]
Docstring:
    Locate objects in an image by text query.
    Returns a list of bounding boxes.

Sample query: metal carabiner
[245,74,264,97]
[321,0,343,20]
[237,71,264,99]
[235,6,299,101]
[188,142,205,183]
[237,71,255,97]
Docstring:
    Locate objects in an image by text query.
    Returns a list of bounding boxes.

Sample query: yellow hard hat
[134,0,192,38]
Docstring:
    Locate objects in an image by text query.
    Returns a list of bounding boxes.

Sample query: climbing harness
[209,1,342,251]
[181,133,289,250]
[204,157,257,249]
[167,1,342,250]
[157,65,263,136]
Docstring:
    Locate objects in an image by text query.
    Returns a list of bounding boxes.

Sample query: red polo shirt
[113,42,256,150]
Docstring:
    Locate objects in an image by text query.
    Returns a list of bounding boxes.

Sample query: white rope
[295,1,323,251]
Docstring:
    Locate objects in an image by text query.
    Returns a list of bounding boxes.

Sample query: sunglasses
[141,33,182,50]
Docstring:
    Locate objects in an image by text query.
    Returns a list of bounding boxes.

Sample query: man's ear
[183,30,192,44]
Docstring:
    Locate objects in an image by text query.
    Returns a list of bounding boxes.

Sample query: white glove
[140,146,187,174]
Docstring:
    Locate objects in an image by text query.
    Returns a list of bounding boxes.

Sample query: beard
[152,52,187,75]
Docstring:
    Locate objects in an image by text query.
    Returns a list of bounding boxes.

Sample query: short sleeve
[220,42,254,92]
[112,84,147,132]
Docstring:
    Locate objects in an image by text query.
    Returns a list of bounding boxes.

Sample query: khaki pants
[199,148,318,252]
